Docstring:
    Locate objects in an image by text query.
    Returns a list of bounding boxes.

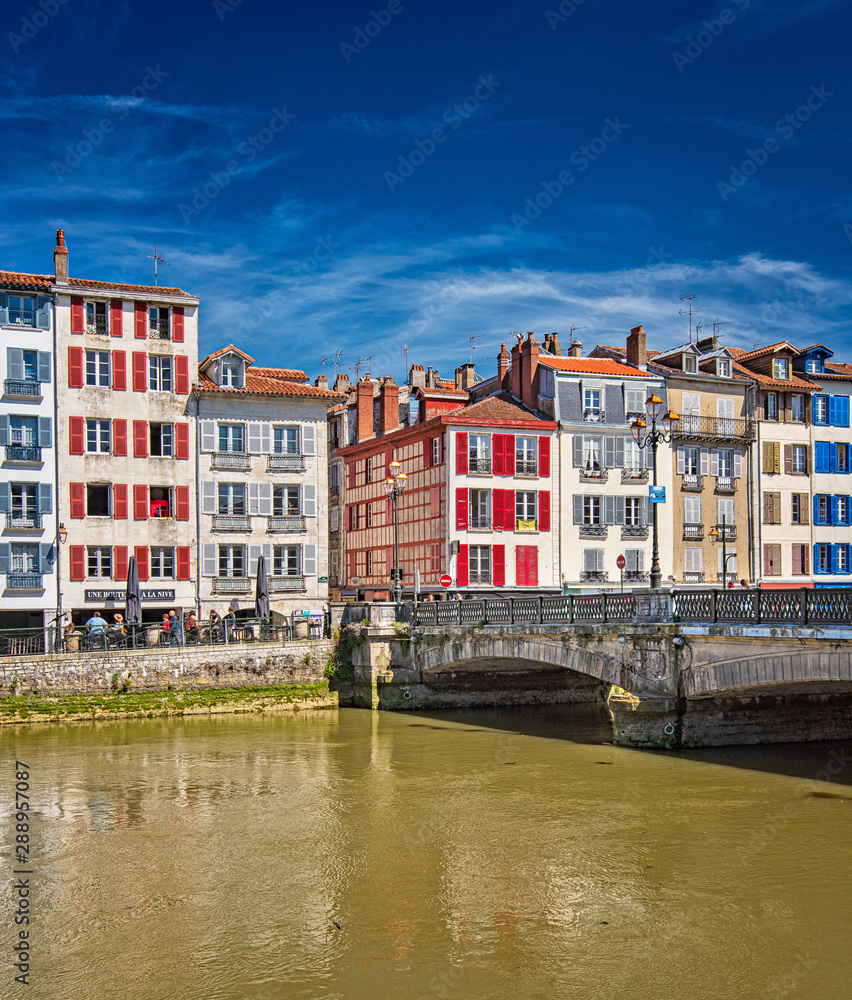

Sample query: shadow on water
[399,702,852,788]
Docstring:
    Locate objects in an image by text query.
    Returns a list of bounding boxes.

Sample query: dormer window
[806,358,822,374]
[717,360,730,378]
[773,358,790,380]
[221,360,243,388]
[684,356,697,374]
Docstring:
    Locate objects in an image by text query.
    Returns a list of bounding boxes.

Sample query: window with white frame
[814,396,828,424]
[584,496,602,524]
[773,358,790,380]
[582,436,602,471]
[148,355,173,391]
[684,546,703,576]
[86,301,107,335]
[684,497,702,525]
[469,489,491,528]
[684,355,698,373]
[273,485,300,516]
[217,483,246,515]
[220,360,242,387]
[680,393,701,432]
[791,394,806,422]
[149,306,170,339]
[10,416,37,448]
[839,546,850,572]
[717,497,735,526]
[583,548,605,573]
[87,546,111,578]
[469,545,491,583]
[8,296,36,327]
[85,350,110,387]
[624,497,643,526]
[792,445,808,474]
[150,547,174,578]
[682,446,699,476]
[765,392,778,420]
[218,423,245,453]
[717,359,731,377]
[273,545,300,576]
[625,388,645,420]
[366,456,374,483]
[431,437,442,465]
[86,419,110,453]
[583,388,603,420]
[218,545,245,577]
[717,449,733,477]
[273,426,299,455]
[625,549,645,573]
[149,423,173,457]
[11,543,38,574]
[366,502,373,527]
[516,436,537,474]
[805,359,822,374]
[516,491,537,523]
[623,439,643,473]
[839,496,850,524]
[718,548,737,579]
[10,484,37,518]
[469,433,491,472]
[366,551,374,575]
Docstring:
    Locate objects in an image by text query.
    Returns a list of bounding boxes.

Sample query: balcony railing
[580,570,608,582]
[267,454,305,473]
[682,572,704,583]
[6,573,43,590]
[711,524,737,541]
[212,515,251,531]
[469,515,492,530]
[624,570,649,582]
[682,474,703,491]
[580,467,608,483]
[621,468,648,483]
[86,315,108,336]
[715,476,736,493]
[5,446,41,463]
[212,576,251,593]
[622,525,649,539]
[468,458,492,474]
[149,318,171,340]
[267,515,306,533]
[212,452,251,471]
[6,512,42,530]
[3,380,41,398]
[515,460,538,476]
[674,415,754,440]
[683,523,704,540]
[579,524,607,537]
[583,409,605,423]
[469,572,491,585]
[269,576,306,592]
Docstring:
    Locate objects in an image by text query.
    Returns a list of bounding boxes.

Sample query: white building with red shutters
[52,231,199,625]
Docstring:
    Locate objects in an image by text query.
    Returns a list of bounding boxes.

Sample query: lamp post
[54,522,67,653]
[710,516,734,587]
[385,461,407,604]
[631,395,679,590]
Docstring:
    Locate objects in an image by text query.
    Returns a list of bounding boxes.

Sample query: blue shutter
[35,296,51,330]
[839,395,851,428]
[813,495,820,524]
[0,293,7,326]
[6,348,23,381]
[38,417,52,448]
[0,543,9,575]
[0,483,9,513]
[814,544,823,574]
[37,352,51,383]
[831,495,840,525]
[831,544,839,574]
[829,396,839,426]
[830,442,838,472]
[38,483,52,514]
[0,416,8,447]
[816,442,831,472]
[39,543,55,575]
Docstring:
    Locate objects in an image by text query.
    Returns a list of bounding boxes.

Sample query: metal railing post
[710,589,717,623]
[536,596,543,625]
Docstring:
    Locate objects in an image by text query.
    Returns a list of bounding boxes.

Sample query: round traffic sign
[616,555,626,570]
[439,575,453,588]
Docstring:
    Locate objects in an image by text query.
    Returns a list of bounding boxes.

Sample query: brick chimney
[549,332,562,356]
[54,228,68,284]
[497,343,510,387]
[380,377,399,433]
[521,332,540,410]
[314,375,329,390]
[626,325,647,369]
[333,373,350,394]
[511,337,522,399]
[454,363,476,391]
[569,339,583,358]
[356,377,374,441]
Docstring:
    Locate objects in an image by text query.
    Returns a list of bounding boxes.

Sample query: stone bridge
[333,606,852,748]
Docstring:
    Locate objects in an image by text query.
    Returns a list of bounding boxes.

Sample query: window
[11,543,38,574]
[220,360,242,387]
[218,483,246,515]
[85,350,110,387]
[582,436,602,472]
[516,437,537,474]
[149,306,170,340]
[684,497,702,525]
[539,367,555,398]
[366,502,373,527]
[584,496,602,525]
[717,497,735,526]
[87,546,111,578]
[684,355,698,373]
[765,392,778,421]
[218,545,245,577]
[86,419,110,453]
[680,393,701,433]
[431,437,442,465]
[717,450,733,477]
[583,548,605,574]
[273,426,299,455]
[838,443,850,473]
[792,544,809,575]
[149,355,173,391]
[273,485,300,516]
[366,551,374,575]
[149,487,172,518]
[813,395,829,425]
[717,360,731,378]
[470,489,491,528]
[773,358,790,380]
[684,546,703,577]
[624,497,643,526]
[8,296,35,326]
[583,388,603,421]
[763,492,781,525]
[469,545,491,584]
[20,351,38,382]
[150,423,173,457]
[815,495,830,525]
[623,439,643,473]
[792,445,808,475]
[838,545,850,573]
[838,496,850,525]
[764,544,781,576]
[791,395,806,422]
[791,494,807,524]
[273,545,300,576]
[516,490,537,524]
[10,416,38,447]
[10,484,37,517]
[469,434,491,472]
[806,358,821,374]
[86,301,107,335]
[815,543,831,574]
[682,447,699,476]
[150,547,174,578]
[218,423,245,453]
[625,549,645,573]
[86,484,110,517]
[625,388,645,420]
[365,456,373,483]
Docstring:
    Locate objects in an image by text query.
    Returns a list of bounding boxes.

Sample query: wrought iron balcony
[5,446,41,463]
[212,452,251,471]
[212,576,251,593]
[3,380,41,398]
[6,572,43,590]
[86,315,108,336]
[212,514,251,531]
[269,576,306,592]
[622,525,649,539]
[6,512,42,530]
[624,570,649,582]
[715,476,736,493]
[682,572,704,583]
[580,570,608,582]
[468,457,492,474]
[683,523,704,540]
[267,515,306,533]
[711,524,737,541]
[515,459,538,476]
[469,515,492,530]
[583,410,605,423]
[580,467,608,483]
[149,318,171,340]
[681,474,703,491]
[621,468,648,483]
[579,524,607,538]
[673,415,754,440]
[469,572,491,584]
[267,454,305,473]
[8,310,35,327]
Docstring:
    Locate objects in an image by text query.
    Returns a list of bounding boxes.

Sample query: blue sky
[1,0,850,381]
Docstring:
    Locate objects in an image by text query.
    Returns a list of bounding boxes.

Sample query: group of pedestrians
[65,605,241,650]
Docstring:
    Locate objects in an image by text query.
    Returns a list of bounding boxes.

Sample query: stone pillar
[607,631,683,749]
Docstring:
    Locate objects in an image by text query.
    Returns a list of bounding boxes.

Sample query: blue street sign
[649,485,666,503]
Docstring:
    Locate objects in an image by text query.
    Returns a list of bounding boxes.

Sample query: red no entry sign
[439,574,453,588]
[616,555,626,570]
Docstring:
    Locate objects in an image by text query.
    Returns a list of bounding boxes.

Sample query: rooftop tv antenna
[146,246,169,286]
[696,317,736,342]
[402,344,409,371]
[319,355,334,377]
[679,293,702,342]
[332,349,351,377]
[468,333,486,362]
[569,324,588,337]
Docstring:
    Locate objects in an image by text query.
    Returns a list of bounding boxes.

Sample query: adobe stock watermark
[545,0,590,32]
[51,65,169,181]
[716,85,833,202]
[671,0,750,73]
[212,0,248,21]
[384,75,501,192]
[178,107,296,222]
[340,0,412,63]
[510,116,628,231]
[8,0,71,53]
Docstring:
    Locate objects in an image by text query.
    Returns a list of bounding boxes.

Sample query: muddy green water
[2,705,851,999]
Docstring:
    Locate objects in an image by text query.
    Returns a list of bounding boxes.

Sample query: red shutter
[112,350,126,390]
[113,546,128,581]
[423,438,431,468]
[503,434,516,475]
[70,297,85,334]
[504,489,515,530]
[456,487,468,529]
[113,419,127,456]
[110,299,123,337]
[457,545,469,587]
[69,545,85,581]
[175,485,190,521]
[516,546,527,586]
[347,462,356,488]
[175,422,189,460]
[493,434,504,475]
[527,546,538,586]
[176,546,191,580]
[133,420,148,458]
[172,306,184,342]
[68,346,83,387]
[133,485,148,520]
[134,302,147,339]
[132,351,147,391]
[456,432,468,474]
[538,436,550,477]
[175,355,189,394]
[539,490,551,531]
[348,551,357,580]
[134,546,149,581]
[113,484,128,519]
[493,544,505,586]
[69,483,85,519]
[69,416,85,454]
[494,489,505,531]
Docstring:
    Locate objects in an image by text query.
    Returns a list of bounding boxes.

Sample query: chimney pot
[54,228,68,283]
[569,339,583,358]
[626,325,647,369]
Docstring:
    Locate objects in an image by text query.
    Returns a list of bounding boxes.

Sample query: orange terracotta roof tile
[0,270,193,297]
[199,345,256,368]
[731,361,817,390]
[538,356,650,377]
[735,341,798,362]
[820,362,852,378]
[415,385,468,398]
[444,392,556,427]
[252,366,309,383]
[196,370,344,400]
[796,343,833,357]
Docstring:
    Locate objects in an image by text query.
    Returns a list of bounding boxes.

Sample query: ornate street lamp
[710,517,736,588]
[631,396,679,590]
[385,461,407,604]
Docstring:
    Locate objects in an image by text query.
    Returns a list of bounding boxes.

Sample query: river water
[3,706,851,1000]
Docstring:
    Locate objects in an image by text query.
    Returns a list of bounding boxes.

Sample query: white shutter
[573,495,583,524]
[625,388,644,415]
[604,496,616,525]
[248,544,261,577]
[303,484,317,517]
[331,507,339,531]
[676,447,685,475]
[682,393,701,415]
[596,549,605,572]
[201,482,216,515]
[262,544,272,567]
[684,547,703,572]
[303,544,317,576]
[260,423,271,454]
[258,482,272,515]
[302,425,316,456]
[734,450,743,478]
[684,497,701,523]
[614,436,624,468]
[604,437,616,469]
[716,396,735,418]
[247,423,262,454]
[201,543,217,576]
[248,483,259,515]
[700,448,710,476]
[615,495,626,524]
[201,420,216,452]
[573,436,584,467]
[710,450,719,477]
[718,497,735,523]
[625,548,638,572]
[583,548,596,572]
